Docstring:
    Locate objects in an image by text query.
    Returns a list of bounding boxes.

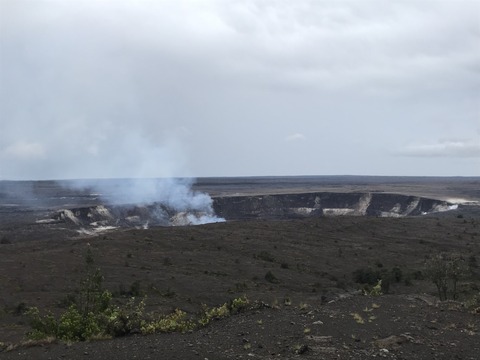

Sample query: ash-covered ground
[0,176,479,359]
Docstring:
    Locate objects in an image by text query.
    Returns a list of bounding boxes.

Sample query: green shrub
[230,295,249,313]
[57,294,77,309]
[265,271,279,283]
[27,249,122,341]
[198,296,250,327]
[129,281,142,297]
[369,280,383,296]
[13,302,28,315]
[25,307,58,340]
[391,267,403,282]
[106,297,146,337]
[353,267,395,294]
[424,253,469,301]
[142,309,194,334]
[57,306,101,341]
[198,303,230,326]
[256,251,275,262]
[353,267,380,285]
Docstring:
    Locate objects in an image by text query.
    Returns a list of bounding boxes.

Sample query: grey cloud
[0,0,479,179]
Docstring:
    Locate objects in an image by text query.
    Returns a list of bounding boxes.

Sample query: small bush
[230,295,249,313]
[198,295,250,327]
[353,267,395,294]
[129,281,142,297]
[13,302,28,315]
[403,276,413,286]
[353,267,380,285]
[369,280,383,296]
[198,303,230,326]
[142,309,194,334]
[57,305,101,341]
[0,236,11,244]
[265,271,279,283]
[412,270,424,280]
[256,251,275,262]
[57,294,77,309]
[391,267,403,282]
[424,253,469,301]
[26,307,59,340]
[469,255,478,269]
[106,297,146,337]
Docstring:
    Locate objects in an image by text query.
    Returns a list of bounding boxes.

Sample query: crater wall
[41,192,457,233]
[212,192,456,220]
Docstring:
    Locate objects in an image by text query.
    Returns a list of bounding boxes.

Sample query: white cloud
[399,139,480,158]
[2,141,47,160]
[285,133,306,142]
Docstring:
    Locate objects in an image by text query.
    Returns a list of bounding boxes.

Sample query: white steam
[63,177,225,225]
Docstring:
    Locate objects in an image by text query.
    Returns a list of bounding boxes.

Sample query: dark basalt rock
[212,192,454,220]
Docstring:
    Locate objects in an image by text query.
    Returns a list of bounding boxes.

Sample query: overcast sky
[0,0,479,180]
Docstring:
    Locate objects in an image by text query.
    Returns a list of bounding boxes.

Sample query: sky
[0,0,479,180]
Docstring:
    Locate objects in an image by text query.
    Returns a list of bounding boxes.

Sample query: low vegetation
[424,253,470,301]
[26,249,252,342]
[353,265,403,293]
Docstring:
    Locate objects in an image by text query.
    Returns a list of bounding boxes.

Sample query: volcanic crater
[0,176,479,359]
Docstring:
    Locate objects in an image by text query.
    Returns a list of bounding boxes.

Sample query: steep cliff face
[46,192,456,232]
[212,192,456,220]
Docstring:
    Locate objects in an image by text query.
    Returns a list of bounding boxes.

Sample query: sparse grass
[298,302,309,310]
[350,312,365,324]
[271,298,280,309]
[293,344,309,354]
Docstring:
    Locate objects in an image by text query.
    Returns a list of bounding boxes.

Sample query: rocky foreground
[1,214,479,359]
[2,293,479,360]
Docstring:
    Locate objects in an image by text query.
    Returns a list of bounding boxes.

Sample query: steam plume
[62,177,225,226]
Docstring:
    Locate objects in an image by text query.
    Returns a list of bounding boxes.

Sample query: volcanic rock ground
[0,176,479,359]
